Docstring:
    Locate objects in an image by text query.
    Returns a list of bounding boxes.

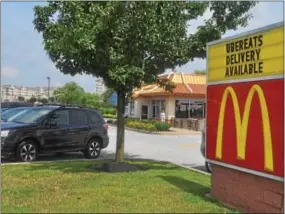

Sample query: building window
[152,100,165,118]
[175,100,205,119]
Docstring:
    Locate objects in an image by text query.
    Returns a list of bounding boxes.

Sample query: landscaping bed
[2,160,238,213]
[107,118,171,132]
[102,107,117,119]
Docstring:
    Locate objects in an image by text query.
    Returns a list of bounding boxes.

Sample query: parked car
[1,101,32,112]
[1,105,109,162]
[1,107,30,122]
[200,127,212,173]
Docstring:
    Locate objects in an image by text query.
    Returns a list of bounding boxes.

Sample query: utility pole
[47,76,50,102]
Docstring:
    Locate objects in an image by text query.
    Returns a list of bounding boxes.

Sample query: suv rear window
[87,110,104,124]
[70,110,88,126]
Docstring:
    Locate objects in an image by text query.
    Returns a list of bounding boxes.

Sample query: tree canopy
[28,96,37,104]
[194,69,207,75]
[34,1,257,162]
[53,82,102,108]
[38,97,49,104]
[18,96,25,102]
[53,82,85,105]
[34,1,256,93]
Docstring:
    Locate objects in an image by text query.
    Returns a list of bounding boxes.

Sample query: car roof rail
[47,103,83,108]
[37,103,100,110]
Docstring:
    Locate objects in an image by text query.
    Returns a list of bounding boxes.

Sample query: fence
[170,118,205,131]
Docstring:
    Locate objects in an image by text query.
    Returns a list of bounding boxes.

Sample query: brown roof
[132,72,206,98]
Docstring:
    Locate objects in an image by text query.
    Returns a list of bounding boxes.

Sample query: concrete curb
[174,163,211,176]
[1,158,96,166]
[1,157,211,176]
[108,124,161,135]
[108,124,201,136]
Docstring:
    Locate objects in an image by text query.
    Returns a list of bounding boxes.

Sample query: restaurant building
[125,72,206,130]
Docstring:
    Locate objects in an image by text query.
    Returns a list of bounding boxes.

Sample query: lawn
[2,160,238,213]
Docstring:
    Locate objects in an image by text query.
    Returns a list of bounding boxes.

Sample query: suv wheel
[205,161,212,173]
[84,139,101,159]
[16,141,38,162]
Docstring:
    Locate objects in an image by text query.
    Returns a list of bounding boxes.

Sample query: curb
[2,157,211,176]
[108,124,160,135]
[108,124,201,136]
[1,158,97,166]
[174,163,211,176]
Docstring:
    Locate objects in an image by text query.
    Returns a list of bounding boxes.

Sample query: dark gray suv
[1,105,109,162]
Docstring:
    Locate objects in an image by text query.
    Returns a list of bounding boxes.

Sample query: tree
[53,82,85,105]
[194,69,207,75]
[49,97,55,103]
[18,96,25,102]
[28,96,37,104]
[81,92,102,109]
[39,98,49,104]
[34,1,257,162]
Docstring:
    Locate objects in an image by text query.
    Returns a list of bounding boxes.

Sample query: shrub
[103,107,117,115]
[154,122,171,131]
[125,119,171,132]
[126,120,156,132]
[103,114,117,119]
[126,117,140,122]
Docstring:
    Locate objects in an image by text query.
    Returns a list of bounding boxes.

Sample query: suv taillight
[103,123,108,131]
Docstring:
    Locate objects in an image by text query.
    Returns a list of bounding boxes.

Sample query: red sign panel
[206,79,284,178]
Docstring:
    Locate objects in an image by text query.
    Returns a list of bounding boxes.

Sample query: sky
[1,2,284,92]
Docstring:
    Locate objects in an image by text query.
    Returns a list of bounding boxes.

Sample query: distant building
[1,85,57,102]
[95,77,106,95]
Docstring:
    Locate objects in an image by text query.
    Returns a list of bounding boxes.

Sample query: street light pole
[47,77,50,102]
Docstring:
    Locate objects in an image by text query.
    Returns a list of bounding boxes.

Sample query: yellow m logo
[216,84,274,171]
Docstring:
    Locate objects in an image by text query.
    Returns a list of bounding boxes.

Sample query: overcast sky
[1,2,284,92]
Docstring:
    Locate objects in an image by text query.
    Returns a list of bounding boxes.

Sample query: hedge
[126,120,171,132]
[103,114,117,119]
[102,107,117,115]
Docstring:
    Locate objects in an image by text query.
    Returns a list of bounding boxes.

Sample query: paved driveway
[2,126,206,171]
[104,126,205,168]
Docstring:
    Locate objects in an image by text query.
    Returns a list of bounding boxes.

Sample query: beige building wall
[133,97,151,119]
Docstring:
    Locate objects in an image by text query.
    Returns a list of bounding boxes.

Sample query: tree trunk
[115,89,126,162]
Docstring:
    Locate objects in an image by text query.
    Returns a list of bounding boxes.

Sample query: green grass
[2,160,238,213]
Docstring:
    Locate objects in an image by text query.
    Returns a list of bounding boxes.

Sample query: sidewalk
[159,127,201,136]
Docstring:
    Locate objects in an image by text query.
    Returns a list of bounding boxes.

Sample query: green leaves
[34,1,257,93]
[52,81,104,109]
[53,82,85,105]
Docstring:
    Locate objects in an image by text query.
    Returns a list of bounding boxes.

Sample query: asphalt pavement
[2,126,207,172]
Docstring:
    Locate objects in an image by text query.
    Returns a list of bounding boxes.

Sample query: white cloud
[223,2,283,37]
[187,8,212,35]
[177,2,284,73]
[1,66,19,78]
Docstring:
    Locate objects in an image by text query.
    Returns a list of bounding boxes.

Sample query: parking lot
[2,126,206,171]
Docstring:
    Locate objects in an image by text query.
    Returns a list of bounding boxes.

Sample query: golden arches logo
[216,84,274,172]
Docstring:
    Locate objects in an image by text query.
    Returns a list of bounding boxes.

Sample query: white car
[200,127,212,173]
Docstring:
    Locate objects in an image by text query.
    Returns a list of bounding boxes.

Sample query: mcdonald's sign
[206,79,284,179]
